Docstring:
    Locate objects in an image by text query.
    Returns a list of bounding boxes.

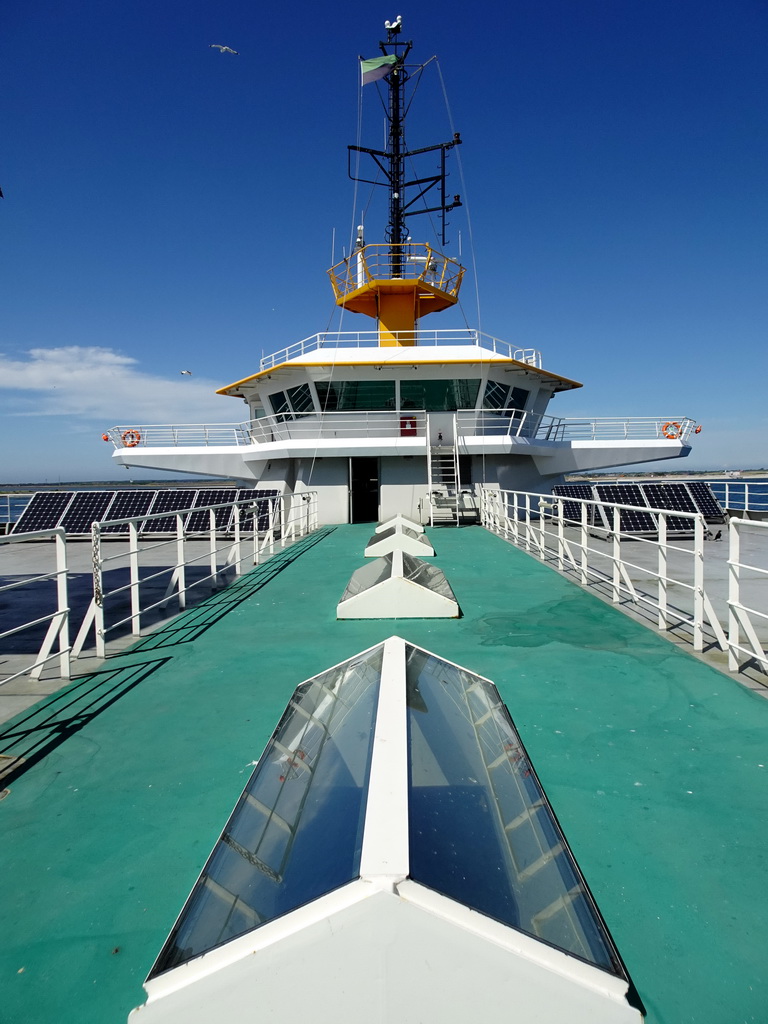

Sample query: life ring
[121,429,141,447]
[101,433,110,442]
[662,421,681,439]
[694,425,702,434]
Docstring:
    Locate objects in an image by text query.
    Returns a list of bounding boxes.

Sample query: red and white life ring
[662,421,681,439]
[121,429,141,447]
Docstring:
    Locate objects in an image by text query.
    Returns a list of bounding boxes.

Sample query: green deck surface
[1,524,766,1023]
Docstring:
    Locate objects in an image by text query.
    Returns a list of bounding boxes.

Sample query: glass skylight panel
[405,644,623,974]
[149,645,383,977]
[401,552,454,599]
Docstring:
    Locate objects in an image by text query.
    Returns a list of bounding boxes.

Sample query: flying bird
[210,44,239,54]
[180,370,192,375]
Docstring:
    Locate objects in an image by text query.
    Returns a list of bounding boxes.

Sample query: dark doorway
[350,457,379,523]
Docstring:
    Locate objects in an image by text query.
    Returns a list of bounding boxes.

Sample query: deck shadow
[115,527,335,655]
[0,657,171,789]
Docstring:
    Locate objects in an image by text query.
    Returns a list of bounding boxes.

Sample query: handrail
[478,485,767,676]
[106,411,696,449]
[72,492,319,660]
[258,329,542,371]
[0,528,71,684]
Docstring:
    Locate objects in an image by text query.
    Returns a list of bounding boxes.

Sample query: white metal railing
[478,486,767,676]
[0,528,71,684]
[727,518,768,672]
[107,410,695,450]
[72,492,319,660]
[258,329,543,371]
[712,480,768,513]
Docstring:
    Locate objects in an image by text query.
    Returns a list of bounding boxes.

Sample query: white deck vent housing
[375,513,424,535]
[365,524,435,558]
[338,549,458,618]
[132,637,645,1024]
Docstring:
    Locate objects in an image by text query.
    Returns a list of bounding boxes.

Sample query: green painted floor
[1,524,767,1024]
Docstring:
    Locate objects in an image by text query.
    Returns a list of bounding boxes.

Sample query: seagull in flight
[210,44,239,54]
[180,370,192,375]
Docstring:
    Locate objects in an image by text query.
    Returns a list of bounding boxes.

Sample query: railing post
[129,520,141,635]
[611,506,621,603]
[54,529,71,679]
[657,512,668,631]
[693,515,705,651]
[92,521,106,659]
[176,514,187,609]
[209,508,219,590]
[233,504,242,575]
[280,496,287,548]
[727,518,740,672]
[580,500,589,585]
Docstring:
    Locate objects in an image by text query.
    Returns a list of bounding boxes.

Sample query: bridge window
[399,378,480,411]
[315,380,396,412]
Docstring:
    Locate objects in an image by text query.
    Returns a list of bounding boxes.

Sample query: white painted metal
[130,637,642,1024]
[364,525,435,557]
[375,513,424,534]
[72,493,319,660]
[0,528,71,684]
[337,550,458,618]
[478,485,759,667]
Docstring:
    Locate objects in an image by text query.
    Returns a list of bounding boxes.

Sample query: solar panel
[552,484,595,524]
[686,482,726,522]
[236,489,279,532]
[59,491,117,535]
[101,491,158,534]
[595,484,657,533]
[141,490,199,534]
[641,483,698,514]
[10,491,75,533]
[185,489,239,533]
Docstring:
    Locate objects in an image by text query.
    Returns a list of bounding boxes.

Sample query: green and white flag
[360,54,398,86]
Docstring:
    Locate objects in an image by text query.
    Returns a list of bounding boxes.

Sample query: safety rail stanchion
[657,512,668,632]
[280,497,287,548]
[579,501,589,585]
[556,499,565,571]
[129,520,141,635]
[209,508,219,590]
[233,505,242,575]
[727,519,741,672]
[693,515,705,651]
[176,514,187,610]
[92,522,106,660]
[611,506,621,603]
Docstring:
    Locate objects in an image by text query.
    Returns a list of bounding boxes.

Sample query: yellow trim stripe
[217,358,582,395]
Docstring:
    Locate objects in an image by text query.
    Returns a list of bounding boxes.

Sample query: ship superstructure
[106,20,696,524]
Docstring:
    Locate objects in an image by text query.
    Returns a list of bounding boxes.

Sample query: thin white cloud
[0,346,240,424]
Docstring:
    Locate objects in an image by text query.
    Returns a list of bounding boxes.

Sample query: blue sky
[2,0,766,483]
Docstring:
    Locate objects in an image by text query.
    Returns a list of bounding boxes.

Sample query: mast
[328,17,466,345]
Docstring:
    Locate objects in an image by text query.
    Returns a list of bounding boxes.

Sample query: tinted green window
[270,391,290,415]
[288,383,314,413]
[400,379,480,411]
[483,381,530,411]
[315,380,396,411]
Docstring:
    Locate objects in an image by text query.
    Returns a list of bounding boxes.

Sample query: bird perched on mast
[209,44,239,54]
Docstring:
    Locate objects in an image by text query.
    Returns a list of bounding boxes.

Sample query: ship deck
[1,524,766,1024]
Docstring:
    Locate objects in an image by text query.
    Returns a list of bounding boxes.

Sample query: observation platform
[1,526,767,1024]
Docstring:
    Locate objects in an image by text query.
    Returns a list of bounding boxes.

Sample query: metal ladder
[427,429,461,526]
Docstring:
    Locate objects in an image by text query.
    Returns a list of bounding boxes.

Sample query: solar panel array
[551,480,726,535]
[11,488,280,538]
[686,482,727,521]
[594,484,658,534]
[551,485,596,525]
